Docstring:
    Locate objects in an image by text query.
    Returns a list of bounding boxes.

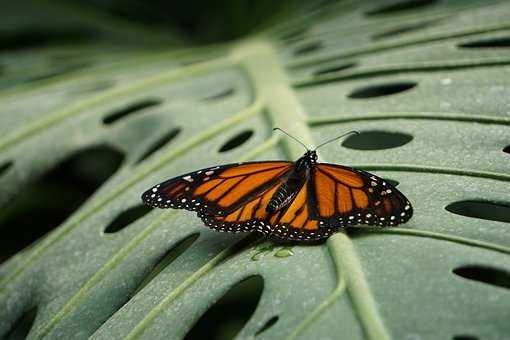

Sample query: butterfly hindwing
[312,163,413,226]
[142,161,293,218]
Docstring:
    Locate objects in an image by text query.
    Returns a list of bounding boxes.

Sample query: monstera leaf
[1,0,510,339]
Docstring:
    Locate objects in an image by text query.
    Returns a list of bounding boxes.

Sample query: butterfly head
[305,150,318,163]
[296,150,318,170]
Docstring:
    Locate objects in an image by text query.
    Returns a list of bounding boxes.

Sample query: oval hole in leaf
[203,87,235,101]
[255,316,279,336]
[371,19,440,40]
[102,98,163,125]
[348,82,417,99]
[184,275,264,340]
[0,145,124,264]
[453,265,510,290]
[342,130,413,150]
[293,41,323,56]
[4,306,37,340]
[383,178,399,187]
[458,36,510,48]
[135,127,181,164]
[503,145,510,154]
[133,233,199,294]
[445,200,510,223]
[218,130,254,153]
[0,160,13,177]
[103,204,153,233]
[453,335,478,340]
[365,0,439,16]
[314,62,358,77]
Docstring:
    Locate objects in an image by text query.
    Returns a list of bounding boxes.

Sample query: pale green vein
[364,227,510,255]
[289,22,510,69]
[0,57,230,153]
[0,46,224,99]
[286,260,347,340]
[123,238,247,340]
[294,57,510,86]
[349,164,510,183]
[327,231,391,340]
[0,100,261,292]
[34,210,178,339]
[292,12,452,42]
[307,112,510,127]
[29,131,277,339]
[235,39,389,340]
[290,0,503,42]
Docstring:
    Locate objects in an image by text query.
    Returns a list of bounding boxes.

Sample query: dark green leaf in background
[0,0,509,339]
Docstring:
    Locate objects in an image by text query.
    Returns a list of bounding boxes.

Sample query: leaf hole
[0,160,13,177]
[348,81,417,99]
[453,265,510,290]
[342,130,413,150]
[365,0,439,16]
[314,62,358,77]
[504,145,510,154]
[135,127,182,164]
[203,87,235,101]
[445,200,510,223]
[103,204,153,233]
[452,335,478,340]
[184,275,264,340]
[102,98,163,125]
[293,41,323,56]
[218,130,254,153]
[4,306,37,340]
[458,36,510,48]
[371,19,441,40]
[255,316,279,336]
[0,145,124,263]
[133,233,200,294]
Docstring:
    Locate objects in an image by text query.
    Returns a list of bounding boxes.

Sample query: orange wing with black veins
[312,163,413,227]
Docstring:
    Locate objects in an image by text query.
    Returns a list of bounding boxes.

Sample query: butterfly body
[267,150,316,214]
[142,150,412,241]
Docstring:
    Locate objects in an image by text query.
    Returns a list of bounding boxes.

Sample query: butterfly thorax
[266,151,316,213]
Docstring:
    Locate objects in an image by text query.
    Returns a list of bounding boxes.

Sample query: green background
[0,0,509,339]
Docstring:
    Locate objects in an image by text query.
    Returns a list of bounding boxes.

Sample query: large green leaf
[1,1,510,339]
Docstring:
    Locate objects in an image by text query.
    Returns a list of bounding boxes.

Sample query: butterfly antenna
[313,131,359,151]
[273,128,309,151]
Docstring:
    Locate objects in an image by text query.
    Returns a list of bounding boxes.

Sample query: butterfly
[141,129,413,241]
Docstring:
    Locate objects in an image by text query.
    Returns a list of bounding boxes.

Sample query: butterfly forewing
[142,161,293,218]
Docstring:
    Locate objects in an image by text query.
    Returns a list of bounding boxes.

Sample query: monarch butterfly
[142,129,413,241]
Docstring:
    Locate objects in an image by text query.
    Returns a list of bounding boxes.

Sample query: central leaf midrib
[233,39,391,340]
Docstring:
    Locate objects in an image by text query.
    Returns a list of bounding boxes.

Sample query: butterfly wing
[142,160,412,241]
[142,161,293,218]
[311,163,413,227]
